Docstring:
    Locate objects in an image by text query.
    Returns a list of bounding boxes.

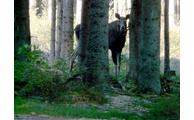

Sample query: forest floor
[14,75,180,120]
[14,94,152,120]
[14,114,104,120]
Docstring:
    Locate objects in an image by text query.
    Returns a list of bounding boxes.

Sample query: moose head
[115,13,130,32]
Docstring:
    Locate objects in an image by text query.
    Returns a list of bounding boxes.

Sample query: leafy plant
[15,44,109,104]
[15,45,68,101]
[143,97,180,119]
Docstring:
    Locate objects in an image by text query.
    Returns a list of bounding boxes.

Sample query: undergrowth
[14,96,137,119]
[142,97,180,120]
[14,45,180,119]
[15,45,108,105]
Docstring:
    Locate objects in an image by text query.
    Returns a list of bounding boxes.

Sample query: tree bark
[174,0,180,24]
[164,0,170,77]
[138,0,161,94]
[84,0,110,92]
[128,0,142,81]
[60,0,74,64]
[14,0,31,62]
[50,0,56,62]
[55,0,63,62]
[36,0,43,17]
[78,0,91,69]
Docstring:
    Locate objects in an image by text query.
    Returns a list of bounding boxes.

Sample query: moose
[70,13,130,75]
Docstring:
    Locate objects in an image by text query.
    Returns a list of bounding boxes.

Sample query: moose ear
[115,13,120,19]
[126,14,130,19]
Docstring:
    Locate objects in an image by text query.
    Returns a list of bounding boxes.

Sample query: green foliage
[54,87,108,105]
[14,97,137,119]
[15,45,43,92]
[15,45,109,104]
[77,87,108,104]
[15,45,70,102]
[14,60,28,92]
[14,97,27,107]
[18,45,42,62]
[20,73,69,102]
[143,97,180,119]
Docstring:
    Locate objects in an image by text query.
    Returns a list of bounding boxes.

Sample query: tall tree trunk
[50,0,56,62]
[84,0,110,92]
[14,0,31,62]
[55,0,63,62]
[73,0,77,15]
[174,0,180,24]
[128,0,142,81]
[45,0,49,15]
[36,0,43,17]
[138,0,161,94]
[60,0,74,64]
[164,0,170,77]
[78,0,91,70]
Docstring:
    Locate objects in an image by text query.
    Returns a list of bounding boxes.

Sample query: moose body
[70,13,130,75]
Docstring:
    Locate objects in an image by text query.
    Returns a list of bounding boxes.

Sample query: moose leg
[117,52,121,75]
[111,49,118,76]
[114,64,117,76]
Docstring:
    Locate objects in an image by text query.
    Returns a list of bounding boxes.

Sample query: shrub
[15,45,42,93]
[15,45,69,101]
[15,45,108,104]
[143,97,180,119]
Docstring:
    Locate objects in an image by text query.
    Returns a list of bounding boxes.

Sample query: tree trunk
[45,0,49,15]
[174,0,180,24]
[164,0,170,77]
[55,0,63,62]
[128,0,142,81]
[36,0,43,17]
[138,0,161,94]
[14,0,31,62]
[60,0,74,64]
[78,0,91,69]
[73,0,77,15]
[84,0,110,92]
[50,0,56,62]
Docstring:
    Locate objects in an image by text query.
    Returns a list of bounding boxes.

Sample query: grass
[14,97,138,119]
[142,97,180,120]
[15,75,180,120]
[15,94,180,120]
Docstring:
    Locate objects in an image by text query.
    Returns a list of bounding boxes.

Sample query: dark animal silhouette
[70,13,130,75]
